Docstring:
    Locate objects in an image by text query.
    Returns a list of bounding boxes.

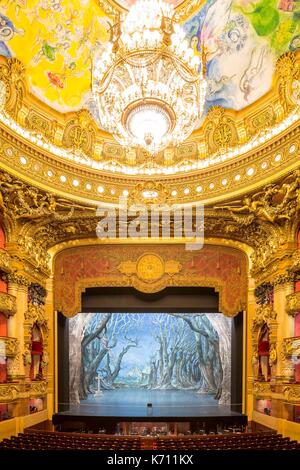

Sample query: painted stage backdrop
[69,313,232,406]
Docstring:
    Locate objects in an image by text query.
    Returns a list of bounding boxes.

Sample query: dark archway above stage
[81,287,219,313]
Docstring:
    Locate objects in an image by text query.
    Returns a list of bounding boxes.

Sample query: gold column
[6,282,28,381]
[273,282,295,382]
[45,276,55,419]
[246,278,256,420]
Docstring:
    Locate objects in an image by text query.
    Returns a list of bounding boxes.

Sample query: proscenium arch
[50,238,252,318]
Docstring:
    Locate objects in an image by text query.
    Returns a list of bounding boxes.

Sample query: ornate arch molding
[53,243,248,318]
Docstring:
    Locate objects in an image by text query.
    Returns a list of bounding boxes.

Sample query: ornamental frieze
[253,381,272,398]
[0,383,20,402]
[283,384,300,404]
[1,271,30,287]
[0,292,16,316]
[29,380,48,398]
[0,337,18,358]
[286,292,300,316]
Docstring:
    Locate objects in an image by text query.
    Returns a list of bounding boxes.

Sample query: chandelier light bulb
[92,0,206,154]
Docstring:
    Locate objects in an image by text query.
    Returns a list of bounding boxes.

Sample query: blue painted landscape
[69,313,231,405]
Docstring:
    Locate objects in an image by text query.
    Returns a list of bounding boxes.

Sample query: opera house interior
[1,0,300,455]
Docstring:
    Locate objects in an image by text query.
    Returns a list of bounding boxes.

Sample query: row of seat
[0,430,299,451]
[155,432,300,450]
[0,432,141,451]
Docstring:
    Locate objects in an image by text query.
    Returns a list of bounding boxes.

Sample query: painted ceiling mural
[0,0,299,115]
[114,0,184,8]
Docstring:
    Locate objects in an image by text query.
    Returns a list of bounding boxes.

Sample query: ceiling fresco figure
[0,0,299,114]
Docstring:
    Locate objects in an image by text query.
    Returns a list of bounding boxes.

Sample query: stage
[52,389,247,433]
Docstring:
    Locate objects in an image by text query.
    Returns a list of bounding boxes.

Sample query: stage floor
[59,389,240,418]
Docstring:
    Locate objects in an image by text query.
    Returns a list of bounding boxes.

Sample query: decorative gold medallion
[136,254,165,283]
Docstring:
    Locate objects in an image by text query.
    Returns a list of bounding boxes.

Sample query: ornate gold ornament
[0,58,25,120]
[25,109,57,141]
[29,380,48,398]
[136,254,165,283]
[252,304,277,331]
[204,107,238,154]
[0,383,20,403]
[0,337,18,358]
[0,171,79,221]
[283,336,300,360]
[0,292,17,317]
[0,247,11,272]
[286,292,300,316]
[1,272,30,287]
[118,253,182,284]
[62,110,97,157]
[283,384,300,404]
[215,170,300,225]
[269,345,277,367]
[253,381,272,397]
[128,182,170,206]
[245,105,276,139]
[276,52,300,114]
[288,249,300,274]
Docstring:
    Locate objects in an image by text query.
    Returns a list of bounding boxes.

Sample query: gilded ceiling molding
[54,244,247,318]
[0,51,299,190]
[0,115,299,207]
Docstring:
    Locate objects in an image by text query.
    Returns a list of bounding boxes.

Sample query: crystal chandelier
[92,0,206,153]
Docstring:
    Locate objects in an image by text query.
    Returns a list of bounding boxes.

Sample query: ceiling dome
[0,0,299,206]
